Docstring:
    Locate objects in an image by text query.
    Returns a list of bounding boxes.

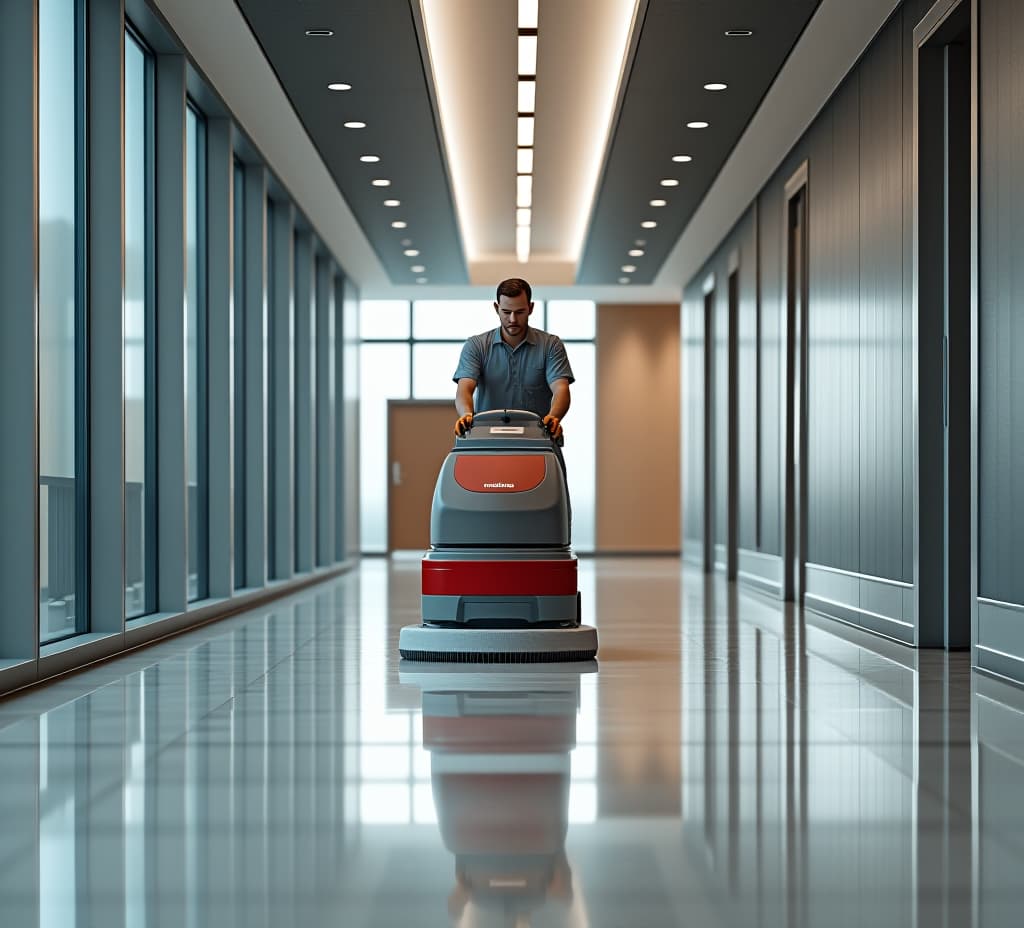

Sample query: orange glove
[454,413,474,437]
[542,415,563,440]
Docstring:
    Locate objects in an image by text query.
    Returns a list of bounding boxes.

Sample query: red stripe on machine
[422,559,577,596]
[453,454,546,493]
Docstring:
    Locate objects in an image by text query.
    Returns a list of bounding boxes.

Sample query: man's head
[494,278,534,345]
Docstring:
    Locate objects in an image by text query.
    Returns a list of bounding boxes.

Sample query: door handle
[392,461,402,486]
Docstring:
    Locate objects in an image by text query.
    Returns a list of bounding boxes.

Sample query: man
[452,278,574,439]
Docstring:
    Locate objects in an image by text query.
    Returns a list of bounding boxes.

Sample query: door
[915,0,971,648]
[388,400,457,551]
[783,164,809,603]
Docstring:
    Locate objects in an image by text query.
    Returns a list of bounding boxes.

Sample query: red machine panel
[422,558,577,596]
[453,454,546,493]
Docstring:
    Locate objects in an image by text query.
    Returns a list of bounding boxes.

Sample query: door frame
[781,161,809,604]
[726,249,741,581]
[912,0,978,649]
[702,272,716,573]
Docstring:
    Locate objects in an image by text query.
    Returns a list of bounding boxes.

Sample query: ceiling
[234,0,822,289]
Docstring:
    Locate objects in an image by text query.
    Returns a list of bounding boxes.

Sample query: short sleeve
[453,336,484,383]
[545,336,575,385]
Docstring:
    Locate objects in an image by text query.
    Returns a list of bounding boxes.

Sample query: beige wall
[595,304,681,552]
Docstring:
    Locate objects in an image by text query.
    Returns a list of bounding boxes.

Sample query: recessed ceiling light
[516,207,531,226]
[391,221,407,229]
[410,265,425,273]
[518,80,536,113]
[517,116,535,147]
[519,0,539,29]
[516,226,531,263]
[641,220,657,229]
[517,174,533,208]
[725,30,753,37]
[629,249,644,257]
[687,121,709,129]
[383,199,400,207]
[635,239,646,246]
[416,277,428,284]
[518,34,538,76]
[619,277,630,284]
[305,29,334,37]
[660,179,679,187]
[704,83,728,91]
[327,82,351,92]
[621,264,636,273]
[649,199,667,207]
[517,148,534,174]
[672,154,693,163]
[360,154,380,163]
[343,121,366,129]
[404,249,420,257]
[400,239,412,246]
[371,179,391,187]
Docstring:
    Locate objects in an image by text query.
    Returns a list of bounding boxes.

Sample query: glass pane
[233,162,246,587]
[561,343,595,552]
[412,343,462,399]
[39,0,82,643]
[359,344,410,552]
[545,300,596,340]
[360,300,409,340]
[185,107,207,600]
[412,300,496,340]
[124,32,153,618]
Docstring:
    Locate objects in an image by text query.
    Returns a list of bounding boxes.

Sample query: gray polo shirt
[453,327,575,418]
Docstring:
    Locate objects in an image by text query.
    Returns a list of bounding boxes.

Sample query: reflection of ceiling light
[360,155,380,163]
[687,121,709,129]
[305,29,333,37]
[411,264,425,273]
[517,174,533,208]
[518,80,536,113]
[517,116,535,146]
[519,0,539,29]
[619,276,630,284]
[391,220,407,229]
[649,199,667,207]
[327,82,351,91]
[672,154,692,163]
[660,179,679,187]
[416,277,428,283]
[725,30,753,37]
[404,249,420,256]
[343,121,366,129]
[621,264,636,273]
[516,226,531,263]
[704,82,728,91]
[518,35,537,75]
[371,179,391,187]
[383,199,400,207]
[629,249,644,257]
[641,220,657,229]
[517,208,531,226]
[517,148,534,173]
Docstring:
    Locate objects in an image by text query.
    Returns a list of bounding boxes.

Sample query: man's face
[494,293,533,339]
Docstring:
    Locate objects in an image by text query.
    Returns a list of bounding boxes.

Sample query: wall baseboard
[803,563,914,645]
[737,548,782,596]
[977,598,1024,685]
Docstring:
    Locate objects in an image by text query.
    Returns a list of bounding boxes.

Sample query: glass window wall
[233,162,246,589]
[39,0,86,643]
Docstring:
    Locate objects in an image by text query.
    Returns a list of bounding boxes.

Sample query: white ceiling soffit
[656,0,902,291]
[152,0,387,289]
[359,281,684,301]
[419,0,641,286]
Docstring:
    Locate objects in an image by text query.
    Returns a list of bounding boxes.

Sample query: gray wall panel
[736,209,759,552]
[682,283,706,551]
[979,0,1024,607]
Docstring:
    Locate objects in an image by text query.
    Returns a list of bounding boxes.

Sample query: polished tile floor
[2,557,1023,927]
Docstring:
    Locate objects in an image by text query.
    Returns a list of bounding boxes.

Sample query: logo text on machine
[484,482,515,488]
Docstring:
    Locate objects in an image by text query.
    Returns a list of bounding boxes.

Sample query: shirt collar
[491,326,538,347]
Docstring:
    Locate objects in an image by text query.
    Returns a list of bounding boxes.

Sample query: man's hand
[542,414,563,440]
[454,413,474,437]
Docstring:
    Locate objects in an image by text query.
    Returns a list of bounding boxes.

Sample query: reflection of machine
[401,664,594,926]
[399,410,598,663]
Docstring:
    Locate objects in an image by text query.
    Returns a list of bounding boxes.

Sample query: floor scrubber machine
[398,409,598,663]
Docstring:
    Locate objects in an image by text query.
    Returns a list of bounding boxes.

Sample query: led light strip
[516,0,538,263]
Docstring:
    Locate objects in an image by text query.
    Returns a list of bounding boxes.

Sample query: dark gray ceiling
[577,0,822,284]
[234,0,468,284]
[236,0,822,287]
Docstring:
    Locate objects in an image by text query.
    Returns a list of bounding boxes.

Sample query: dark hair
[495,277,532,303]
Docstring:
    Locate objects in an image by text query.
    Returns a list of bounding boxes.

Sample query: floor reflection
[0,559,1023,926]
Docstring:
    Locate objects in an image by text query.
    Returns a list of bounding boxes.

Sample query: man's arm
[454,377,477,435]
[543,378,571,439]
